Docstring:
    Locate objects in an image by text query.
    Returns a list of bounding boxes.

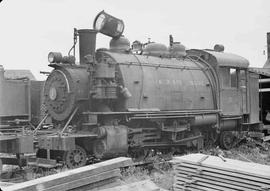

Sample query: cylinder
[192,114,217,127]
[220,119,237,130]
[78,29,97,64]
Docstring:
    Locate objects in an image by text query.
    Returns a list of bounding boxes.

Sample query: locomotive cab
[188,48,262,148]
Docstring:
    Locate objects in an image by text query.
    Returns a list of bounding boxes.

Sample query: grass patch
[121,160,174,190]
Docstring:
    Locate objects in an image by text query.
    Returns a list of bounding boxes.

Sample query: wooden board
[174,166,264,190]
[175,175,235,191]
[88,179,122,191]
[173,153,270,178]
[0,181,15,187]
[174,179,218,191]
[172,154,270,191]
[5,157,132,191]
[175,174,253,191]
[174,163,270,183]
[100,180,161,191]
[45,169,120,191]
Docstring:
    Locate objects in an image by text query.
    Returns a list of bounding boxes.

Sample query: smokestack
[78,29,97,64]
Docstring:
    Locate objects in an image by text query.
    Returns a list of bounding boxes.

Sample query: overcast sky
[0,0,269,80]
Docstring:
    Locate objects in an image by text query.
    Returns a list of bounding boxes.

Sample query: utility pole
[267,32,270,60]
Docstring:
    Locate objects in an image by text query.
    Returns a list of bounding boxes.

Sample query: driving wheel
[65,145,87,168]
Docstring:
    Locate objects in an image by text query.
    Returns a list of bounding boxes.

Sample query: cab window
[219,67,238,88]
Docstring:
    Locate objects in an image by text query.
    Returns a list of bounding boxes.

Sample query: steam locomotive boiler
[36,11,261,168]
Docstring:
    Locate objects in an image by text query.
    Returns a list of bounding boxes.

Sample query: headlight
[93,10,124,38]
[48,52,62,63]
[94,13,106,31]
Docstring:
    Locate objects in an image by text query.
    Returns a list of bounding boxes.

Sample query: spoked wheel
[219,131,236,149]
[64,145,87,168]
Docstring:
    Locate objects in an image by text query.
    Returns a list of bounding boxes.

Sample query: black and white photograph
[0,0,270,190]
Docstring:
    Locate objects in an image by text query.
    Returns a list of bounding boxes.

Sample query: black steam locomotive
[35,11,266,168]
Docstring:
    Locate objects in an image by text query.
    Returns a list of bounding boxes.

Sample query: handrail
[59,107,78,136]
[33,113,49,135]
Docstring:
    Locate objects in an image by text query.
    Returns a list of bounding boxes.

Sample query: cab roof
[188,49,249,68]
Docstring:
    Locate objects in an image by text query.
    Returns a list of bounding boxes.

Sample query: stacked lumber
[172,153,270,191]
[0,181,15,187]
[100,179,164,191]
[4,157,132,191]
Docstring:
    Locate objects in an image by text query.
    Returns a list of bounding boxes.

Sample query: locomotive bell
[93,10,124,38]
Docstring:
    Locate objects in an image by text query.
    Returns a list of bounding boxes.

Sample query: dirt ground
[203,139,270,165]
[122,139,270,190]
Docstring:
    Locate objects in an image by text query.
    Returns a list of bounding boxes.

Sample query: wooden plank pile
[3,157,132,191]
[100,179,164,191]
[172,153,270,191]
